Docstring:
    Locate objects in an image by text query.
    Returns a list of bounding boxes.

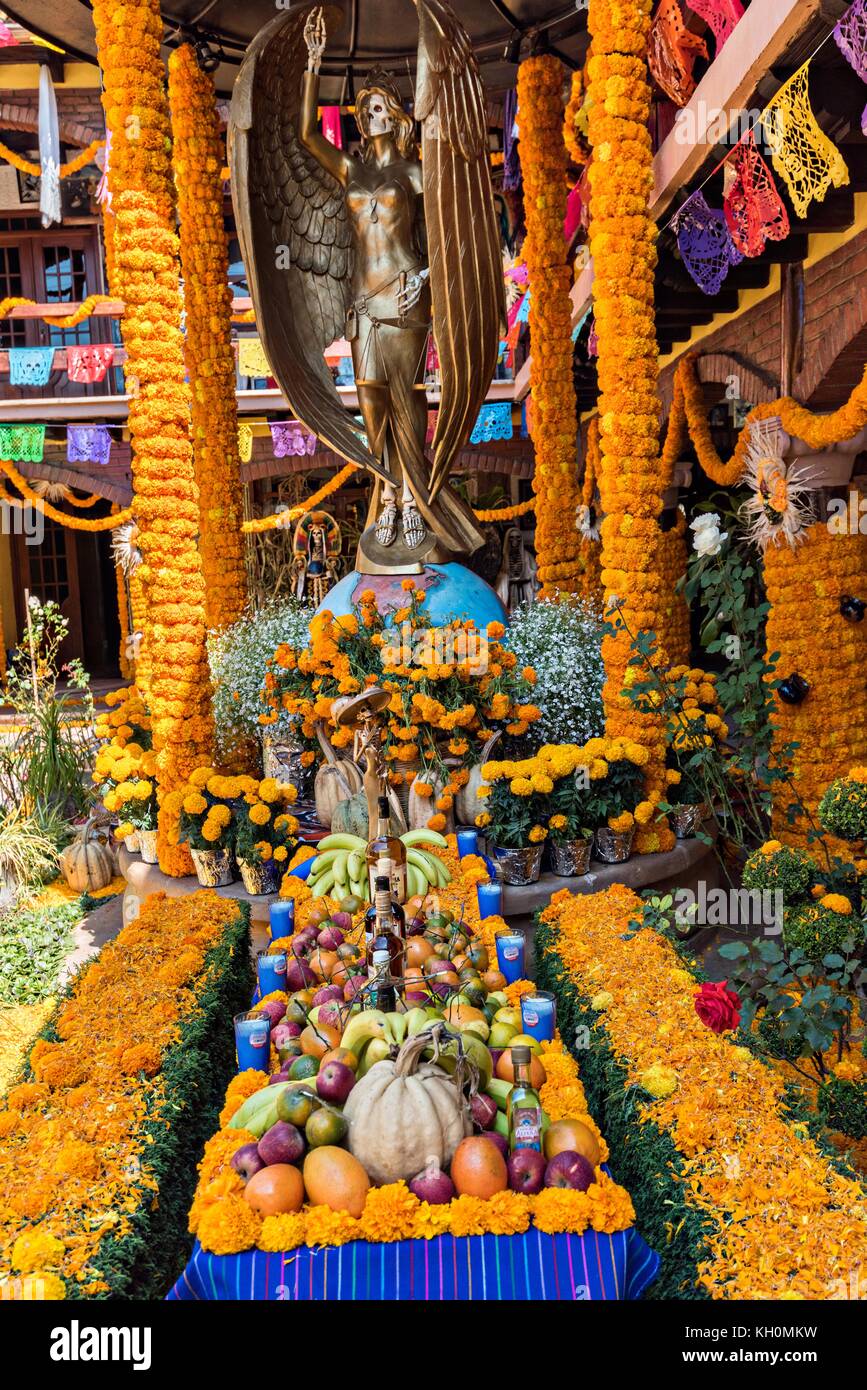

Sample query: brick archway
[659,348,779,416]
[0,100,101,150]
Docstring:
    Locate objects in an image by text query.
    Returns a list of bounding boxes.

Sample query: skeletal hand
[304,7,327,73]
[398,268,430,315]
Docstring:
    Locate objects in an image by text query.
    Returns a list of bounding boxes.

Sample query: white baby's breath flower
[505,597,604,746]
[208,598,314,757]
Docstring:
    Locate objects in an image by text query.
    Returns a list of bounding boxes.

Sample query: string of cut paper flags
[662,0,867,295]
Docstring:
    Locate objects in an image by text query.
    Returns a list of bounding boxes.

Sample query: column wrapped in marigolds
[586,0,674,851]
[91,0,215,874]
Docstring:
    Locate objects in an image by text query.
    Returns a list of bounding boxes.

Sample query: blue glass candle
[495,929,525,984]
[476,879,502,919]
[269,898,295,940]
[234,1010,271,1073]
[457,828,479,859]
[257,950,288,998]
[520,991,557,1042]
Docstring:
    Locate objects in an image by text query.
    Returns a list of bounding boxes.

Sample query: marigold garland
[0,891,245,1298]
[0,459,132,531]
[517,55,583,596]
[115,560,133,681]
[92,0,214,876]
[763,523,867,850]
[587,1,674,852]
[540,884,867,1299]
[0,137,105,180]
[169,45,247,633]
[0,294,115,328]
[653,513,690,665]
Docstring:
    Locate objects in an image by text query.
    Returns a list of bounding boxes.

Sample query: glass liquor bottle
[364,858,405,947]
[506,1046,543,1153]
[366,875,405,1010]
[366,794,407,904]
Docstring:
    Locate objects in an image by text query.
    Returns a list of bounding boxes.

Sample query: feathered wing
[415,0,507,503]
[229,5,389,482]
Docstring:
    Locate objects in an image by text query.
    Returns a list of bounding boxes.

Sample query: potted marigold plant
[234,777,300,896]
[92,687,157,861]
[177,770,243,887]
[581,738,650,864]
[263,585,541,833]
[545,772,594,877]
[477,776,549,884]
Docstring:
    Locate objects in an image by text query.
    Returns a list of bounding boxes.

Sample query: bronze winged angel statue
[230,0,506,573]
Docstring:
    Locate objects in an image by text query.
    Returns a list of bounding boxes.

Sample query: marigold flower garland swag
[517,55,583,597]
[537,884,867,1299]
[168,45,247,633]
[190,842,635,1256]
[587,0,674,853]
[0,891,252,1300]
[92,0,215,875]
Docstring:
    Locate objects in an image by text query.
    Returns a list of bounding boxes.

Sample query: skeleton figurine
[495,526,537,612]
[292,509,341,605]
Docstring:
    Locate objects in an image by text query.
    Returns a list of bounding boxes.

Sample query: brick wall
[659,225,867,414]
[0,89,104,148]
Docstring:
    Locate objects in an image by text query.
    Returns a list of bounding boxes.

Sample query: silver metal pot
[549,837,593,876]
[593,826,635,864]
[137,829,159,865]
[262,733,309,792]
[670,803,710,839]
[490,842,543,885]
[190,846,236,887]
[237,856,282,896]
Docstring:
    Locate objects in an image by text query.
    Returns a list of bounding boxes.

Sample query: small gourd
[342,1025,472,1184]
[59,817,116,893]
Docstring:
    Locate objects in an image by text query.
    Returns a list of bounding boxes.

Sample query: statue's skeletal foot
[375,500,398,546]
[401,502,426,549]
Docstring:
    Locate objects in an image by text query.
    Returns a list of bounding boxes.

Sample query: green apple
[508,1033,543,1056]
[488,1021,519,1049]
[494,1006,522,1030]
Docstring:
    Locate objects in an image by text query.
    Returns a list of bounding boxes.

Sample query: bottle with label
[364,857,405,947]
[366,795,407,904]
[366,874,405,1010]
[506,1045,543,1153]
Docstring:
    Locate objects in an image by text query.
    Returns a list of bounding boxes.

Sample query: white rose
[689,512,727,556]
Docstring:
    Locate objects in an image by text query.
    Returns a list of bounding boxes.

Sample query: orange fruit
[405,894,425,918]
[244,1163,304,1216]
[443,1002,486,1031]
[303,1145,370,1217]
[308,948,338,980]
[481,970,508,993]
[543,1118,601,1168]
[303,905,331,927]
[466,943,489,971]
[320,1046,358,1072]
[301,1022,341,1059]
[495,1050,547,1089]
[405,937,434,968]
[450,1136,508,1198]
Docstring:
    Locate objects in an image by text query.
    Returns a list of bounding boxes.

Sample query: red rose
[694,980,741,1034]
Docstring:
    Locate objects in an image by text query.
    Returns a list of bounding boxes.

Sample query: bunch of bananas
[340,1006,439,1075]
[307,828,451,901]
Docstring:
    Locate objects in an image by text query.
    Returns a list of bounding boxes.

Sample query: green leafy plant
[818,774,867,842]
[546,773,593,843]
[483,779,549,849]
[741,842,817,904]
[0,808,60,903]
[782,899,865,963]
[719,936,863,1084]
[0,899,80,1005]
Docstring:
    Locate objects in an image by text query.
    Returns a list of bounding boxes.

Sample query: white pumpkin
[406,769,454,833]
[59,818,116,893]
[343,1029,472,1185]
[455,732,501,827]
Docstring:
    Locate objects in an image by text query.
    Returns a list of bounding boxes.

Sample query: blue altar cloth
[168,1227,658,1301]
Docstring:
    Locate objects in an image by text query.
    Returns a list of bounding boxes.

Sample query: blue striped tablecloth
[168,1227,659,1301]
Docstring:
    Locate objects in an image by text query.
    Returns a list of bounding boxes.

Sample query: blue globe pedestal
[320,564,507,628]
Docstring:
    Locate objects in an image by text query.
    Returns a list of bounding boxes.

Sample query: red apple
[406,915,427,936]
[544,1150,595,1191]
[317,924,345,950]
[230,1143,265,1182]
[286,956,316,990]
[508,1148,547,1194]
[343,974,367,1002]
[470,1093,498,1131]
[258,1120,305,1166]
[256,1000,285,1027]
[409,1166,456,1204]
[272,1022,301,1049]
[316,1060,355,1105]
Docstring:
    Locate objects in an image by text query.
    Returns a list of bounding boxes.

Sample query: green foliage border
[15,898,253,1300]
[534,911,865,1300]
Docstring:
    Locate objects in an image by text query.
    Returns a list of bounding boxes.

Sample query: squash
[406,769,454,833]
[312,724,363,827]
[342,1024,472,1184]
[330,791,370,839]
[59,817,116,893]
[455,732,501,827]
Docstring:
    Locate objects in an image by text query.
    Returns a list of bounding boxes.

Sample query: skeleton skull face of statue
[365,93,394,137]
